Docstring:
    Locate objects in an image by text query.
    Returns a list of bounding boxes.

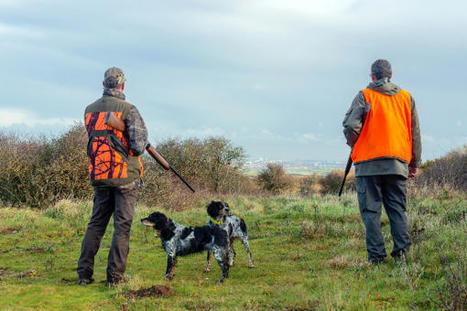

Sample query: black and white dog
[205,201,254,272]
[141,212,230,282]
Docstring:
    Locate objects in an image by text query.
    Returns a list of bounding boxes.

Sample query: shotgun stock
[104,112,195,193]
[338,154,353,197]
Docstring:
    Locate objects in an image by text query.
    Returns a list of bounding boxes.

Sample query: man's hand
[408,167,418,179]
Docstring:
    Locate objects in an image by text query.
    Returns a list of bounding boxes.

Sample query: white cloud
[301,133,319,142]
[184,127,226,137]
[0,108,77,127]
[0,108,31,126]
[0,0,19,7]
[0,23,43,39]
[251,0,358,16]
[0,0,58,8]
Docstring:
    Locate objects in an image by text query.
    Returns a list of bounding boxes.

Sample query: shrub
[136,137,251,210]
[0,130,250,209]
[320,169,355,195]
[154,137,247,193]
[299,174,322,196]
[416,145,466,192]
[0,124,91,208]
[257,163,295,194]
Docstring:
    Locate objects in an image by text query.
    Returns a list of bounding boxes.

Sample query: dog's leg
[240,236,254,268]
[212,246,229,283]
[205,250,212,272]
[228,238,236,266]
[165,256,177,280]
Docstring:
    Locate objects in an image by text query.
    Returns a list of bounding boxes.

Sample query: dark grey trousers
[356,175,411,262]
[77,181,138,282]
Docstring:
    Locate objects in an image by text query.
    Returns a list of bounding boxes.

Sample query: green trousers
[77,181,139,282]
[356,175,411,262]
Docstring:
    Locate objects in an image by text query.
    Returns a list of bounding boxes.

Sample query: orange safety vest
[85,108,143,186]
[351,88,412,164]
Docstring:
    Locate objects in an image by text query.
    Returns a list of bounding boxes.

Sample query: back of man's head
[371,59,392,80]
[104,67,126,89]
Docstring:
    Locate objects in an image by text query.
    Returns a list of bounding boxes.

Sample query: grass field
[0,192,465,310]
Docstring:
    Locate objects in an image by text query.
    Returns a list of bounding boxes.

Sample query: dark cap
[371,59,392,79]
[104,67,126,88]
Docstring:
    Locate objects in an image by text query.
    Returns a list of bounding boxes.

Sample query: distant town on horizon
[244,158,346,176]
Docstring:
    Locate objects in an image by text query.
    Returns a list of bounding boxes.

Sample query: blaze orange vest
[85,96,143,187]
[351,88,412,164]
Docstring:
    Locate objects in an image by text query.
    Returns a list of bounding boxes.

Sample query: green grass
[0,192,465,310]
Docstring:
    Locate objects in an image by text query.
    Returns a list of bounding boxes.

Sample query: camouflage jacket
[342,78,422,177]
[84,88,148,187]
[102,88,148,156]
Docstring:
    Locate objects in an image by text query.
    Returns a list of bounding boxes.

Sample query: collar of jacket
[367,78,400,96]
[210,217,223,225]
[103,88,126,100]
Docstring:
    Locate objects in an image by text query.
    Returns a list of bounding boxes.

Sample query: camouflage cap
[371,59,392,79]
[104,67,126,88]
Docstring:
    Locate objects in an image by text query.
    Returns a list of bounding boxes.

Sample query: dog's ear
[207,201,219,218]
[151,212,170,230]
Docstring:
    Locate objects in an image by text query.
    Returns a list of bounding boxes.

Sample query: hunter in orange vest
[343,59,422,264]
[78,67,148,287]
[351,88,413,165]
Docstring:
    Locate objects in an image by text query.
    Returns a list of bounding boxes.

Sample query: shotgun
[338,154,353,197]
[104,112,195,193]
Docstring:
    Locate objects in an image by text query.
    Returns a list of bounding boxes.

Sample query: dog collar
[210,217,223,225]
[157,218,171,233]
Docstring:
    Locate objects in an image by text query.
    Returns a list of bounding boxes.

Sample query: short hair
[371,59,392,80]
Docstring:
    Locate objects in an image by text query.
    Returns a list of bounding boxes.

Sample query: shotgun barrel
[338,155,353,197]
[104,112,196,193]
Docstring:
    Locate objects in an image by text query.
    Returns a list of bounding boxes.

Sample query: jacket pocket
[356,177,374,213]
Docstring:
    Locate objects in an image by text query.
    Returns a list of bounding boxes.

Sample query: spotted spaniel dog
[205,201,254,272]
[141,211,230,282]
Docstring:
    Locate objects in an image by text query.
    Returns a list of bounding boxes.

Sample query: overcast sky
[1,0,466,161]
